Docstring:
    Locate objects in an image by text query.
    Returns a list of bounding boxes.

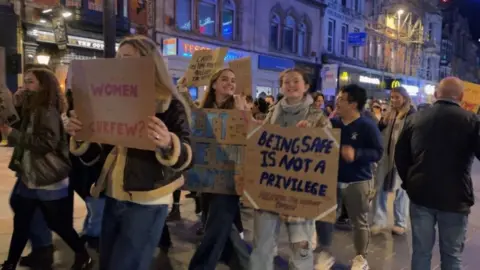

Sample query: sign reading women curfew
[71,57,157,150]
[184,109,248,194]
[243,125,340,221]
[185,48,227,87]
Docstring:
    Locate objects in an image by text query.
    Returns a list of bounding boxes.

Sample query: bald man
[394,76,480,270]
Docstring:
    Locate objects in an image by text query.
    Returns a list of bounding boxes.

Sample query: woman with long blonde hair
[372,86,416,236]
[188,68,249,270]
[66,35,193,270]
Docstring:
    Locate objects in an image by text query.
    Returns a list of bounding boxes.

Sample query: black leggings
[201,194,244,233]
[7,195,87,265]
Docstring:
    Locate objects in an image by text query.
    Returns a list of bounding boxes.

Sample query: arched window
[298,22,307,56]
[175,0,193,31]
[270,13,281,50]
[283,16,295,53]
[198,0,217,36]
[222,0,235,40]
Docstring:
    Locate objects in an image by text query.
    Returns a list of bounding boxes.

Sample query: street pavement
[0,146,479,269]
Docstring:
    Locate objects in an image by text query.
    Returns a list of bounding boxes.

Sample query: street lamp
[397,9,404,16]
[36,53,50,65]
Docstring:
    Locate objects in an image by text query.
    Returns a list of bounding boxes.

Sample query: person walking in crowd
[6,64,58,268]
[188,68,249,270]
[372,87,416,236]
[264,95,275,107]
[66,35,193,270]
[1,68,93,270]
[371,101,382,123]
[395,77,479,270]
[249,68,332,270]
[315,84,383,270]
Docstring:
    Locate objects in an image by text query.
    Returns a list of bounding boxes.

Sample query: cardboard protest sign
[228,57,252,95]
[185,48,227,87]
[184,109,249,195]
[71,57,157,150]
[243,125,340,222]
[462,81,480,113]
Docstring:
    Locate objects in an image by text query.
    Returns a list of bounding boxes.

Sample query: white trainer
[351,255,369,270]
[315,251,335,270]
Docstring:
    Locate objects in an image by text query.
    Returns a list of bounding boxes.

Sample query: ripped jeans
[249,210,314,270]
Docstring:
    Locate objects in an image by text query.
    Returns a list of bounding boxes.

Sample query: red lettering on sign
[88,120,146,137]
[90,84,138,97]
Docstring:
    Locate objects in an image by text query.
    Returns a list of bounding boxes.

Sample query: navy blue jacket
[331,116,383,183]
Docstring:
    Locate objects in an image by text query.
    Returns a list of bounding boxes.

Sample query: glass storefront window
[176,0,192,31]
[198,0,216,36]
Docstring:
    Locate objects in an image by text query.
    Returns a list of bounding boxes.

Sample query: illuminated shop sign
[424,84,436,95]
[359,75,380,85]
[177,39,247,62]
[403,84,419,95]
[28,29,119,51]
[162,38,177,56]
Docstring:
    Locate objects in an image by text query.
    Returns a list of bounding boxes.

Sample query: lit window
[222,0,235,40]
[176,0,192,31]
[198,0,217,36]
[353,27,360,59]
[270,13,280,50]
[283,16,295,53]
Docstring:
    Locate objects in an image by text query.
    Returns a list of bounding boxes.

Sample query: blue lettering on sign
[255,130,334,196]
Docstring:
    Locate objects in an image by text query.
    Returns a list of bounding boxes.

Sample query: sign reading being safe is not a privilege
[184,109,248,195]
[243,125,340,221]
[71,57,157,150]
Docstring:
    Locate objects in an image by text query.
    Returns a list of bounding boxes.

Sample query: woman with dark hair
[188,68,249,270]
[372,86,416,236]
[1,68,92,270]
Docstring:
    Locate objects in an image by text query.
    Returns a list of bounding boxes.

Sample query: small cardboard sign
[228,57,252,96]
[243,125,340,222]
[71,57,157,150]
[185,48,228,87]
[463,81,480,105]
[184,109,248,194]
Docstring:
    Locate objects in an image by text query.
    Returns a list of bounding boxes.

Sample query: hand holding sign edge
[147,116,172,149]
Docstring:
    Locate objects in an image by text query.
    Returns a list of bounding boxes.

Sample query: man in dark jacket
[395,77,480,270]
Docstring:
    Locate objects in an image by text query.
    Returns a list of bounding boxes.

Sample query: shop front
[256,54,294,98]
[337,65,394,99]
[160,37,252,100]
[23,27,120,91]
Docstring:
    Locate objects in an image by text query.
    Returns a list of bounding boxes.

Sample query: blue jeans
[410,203,468,270]
[99,197,168,270]
[82,196,105,237]
[250,211,314,270]
[189,194,249,270]
[373,188,409,228]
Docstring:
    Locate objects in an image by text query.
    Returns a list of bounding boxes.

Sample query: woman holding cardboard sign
[188,68,250,270]
[248,68,332,270]
[66,35,193,270]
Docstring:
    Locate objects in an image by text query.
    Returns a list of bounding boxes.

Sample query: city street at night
[0,146,478,269]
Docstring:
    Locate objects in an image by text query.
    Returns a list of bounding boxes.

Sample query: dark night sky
[457,0,480,41]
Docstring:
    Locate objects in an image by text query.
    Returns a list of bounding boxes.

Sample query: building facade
[156,0,326,99]
[439,6,479,84]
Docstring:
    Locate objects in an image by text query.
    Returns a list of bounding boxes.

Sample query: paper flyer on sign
[71,57,157,150]
[243,125,340,222]
[184,48,228,87]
